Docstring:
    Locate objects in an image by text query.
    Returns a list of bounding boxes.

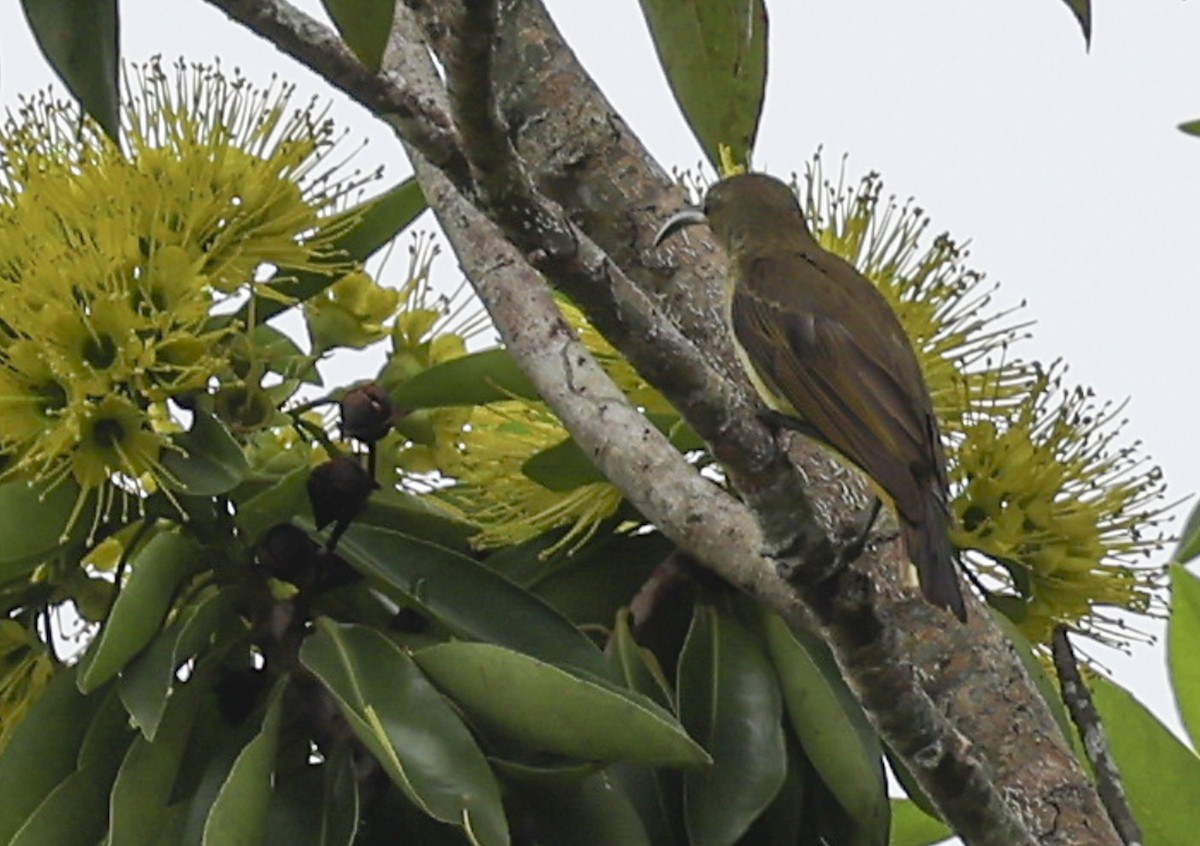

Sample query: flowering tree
[1,2,1197,846]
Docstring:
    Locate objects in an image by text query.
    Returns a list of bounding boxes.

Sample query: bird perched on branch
[655,172,967,621]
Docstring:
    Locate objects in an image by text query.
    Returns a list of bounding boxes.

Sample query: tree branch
[1052,626,1144,845]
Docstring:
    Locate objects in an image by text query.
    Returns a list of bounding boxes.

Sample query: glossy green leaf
[762,611,889,843]
[415,640,709,768]
[0,479,93,577]
[234,465,312,545]
[263,752,359,846]
[532,531,671,628]
[677,602,786,846]
[1170,564,1200,749]
[249,177,425,324]
[889,799,952,846]
[0,669,96,844]
[1059,0,1091,47]
[1091,674,1200,846]
[119,591,239,740]
[20,0,120,140]
[355,488,477,552]
[77,529,202,693]
[739,740,805,846]
[322,0,394,72]
[9,758,119,846]
[521,438,606,491]
[610,608,675,712]
[111,664,212,846]
[249,324,321,385]
[516,772,653,846]
[203,679,288,846]
[1172,501,1200,564]
[300,620,508,846]
[637,0,767,170]
[609,611,686,846]
[328,522,610,677]
[161,409,250,496]
[78,685,136,768]
[389,348,539,410]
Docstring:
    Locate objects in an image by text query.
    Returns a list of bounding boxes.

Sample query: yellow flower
[0,58,365,532]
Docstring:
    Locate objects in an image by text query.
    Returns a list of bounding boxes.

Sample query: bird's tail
[902,488,967,622]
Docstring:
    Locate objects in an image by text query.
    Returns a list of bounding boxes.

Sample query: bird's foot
[835,497,883,568]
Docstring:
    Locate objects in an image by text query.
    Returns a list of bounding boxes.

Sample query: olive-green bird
[655,172,966,621]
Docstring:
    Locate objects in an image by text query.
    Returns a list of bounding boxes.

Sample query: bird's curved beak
[653,207,707,248]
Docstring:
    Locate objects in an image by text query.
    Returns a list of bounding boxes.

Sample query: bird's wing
[731,255,937,520]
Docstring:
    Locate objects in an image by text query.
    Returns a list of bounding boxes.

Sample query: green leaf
[609,608,675,712]
[739,740,805,846]
[1172,500,1200,564]
[1090,674,1200,846]
[390,348,539,410]
[1169,563,1200,749]
[1178,119,1200,138]
[355,488,478,552]
[300,620,508,846]
[77,685,136,768]
[322,0,395,72]
[677,601,786,846]
[414,640,710,768]
[889,798,952,846]
[1059,0,1091,47]
[250,178,426,325]
[762,612,889,844]
[515,772,653,846]
[327,522,610,678]
[521,438,606,491]
[77,529,203,693]
[20,0,120,141]
[0,669,97,844]
[234,465,312,545]
[637,0,767,170]
[531,531,671,628]
[609,611,686,846]
[111,664,213,846]
[119,591,240,740]
[203,678,289,846]
[161,409,250,496]
[0,478,93,578]
[263,752,359,846]
[9,758,119,846]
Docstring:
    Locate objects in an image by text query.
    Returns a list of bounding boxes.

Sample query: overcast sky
[2,1,1196,738]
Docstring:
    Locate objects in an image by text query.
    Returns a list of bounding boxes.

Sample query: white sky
[1,0,1196,750]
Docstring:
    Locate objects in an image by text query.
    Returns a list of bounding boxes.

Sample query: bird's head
[653,172,810,255]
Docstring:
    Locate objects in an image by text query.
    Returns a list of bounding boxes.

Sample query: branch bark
[204,1,1124,843]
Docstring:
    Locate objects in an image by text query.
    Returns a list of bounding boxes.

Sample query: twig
[1051,625,1145,845]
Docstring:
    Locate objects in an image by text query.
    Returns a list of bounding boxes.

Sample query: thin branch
[1052,626,1145,845]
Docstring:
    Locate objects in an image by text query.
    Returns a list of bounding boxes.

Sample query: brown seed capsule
[340,383,395,444]
[307,455,378,531]
[255,523,320,583]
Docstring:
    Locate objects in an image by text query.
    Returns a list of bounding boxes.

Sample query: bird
[654,172,967,621]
